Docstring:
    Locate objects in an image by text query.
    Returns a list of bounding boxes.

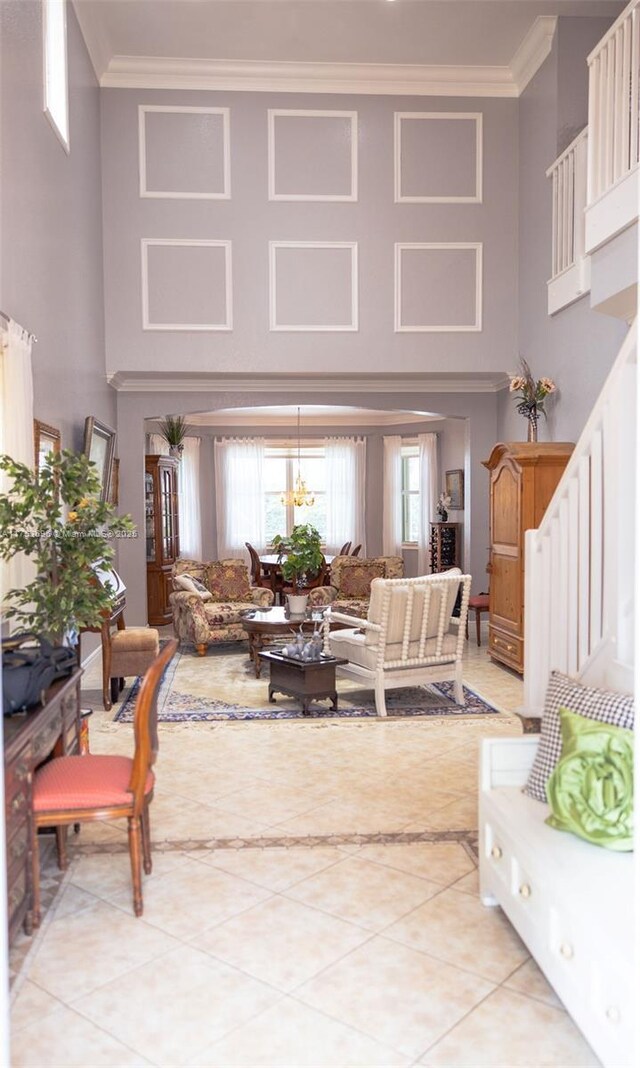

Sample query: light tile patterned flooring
[9,630,600,1067]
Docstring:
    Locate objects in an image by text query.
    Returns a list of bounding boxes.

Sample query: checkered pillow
[524,671,634,802]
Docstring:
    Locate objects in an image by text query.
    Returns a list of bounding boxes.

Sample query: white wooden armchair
[324,570,471,717]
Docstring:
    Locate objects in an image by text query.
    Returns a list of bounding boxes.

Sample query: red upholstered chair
[466,592,490,646]
[30,638,178,926]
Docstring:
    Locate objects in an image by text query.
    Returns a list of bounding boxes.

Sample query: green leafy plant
[0,449,135,645]
[158,415,191,454]
[271,523,323,593]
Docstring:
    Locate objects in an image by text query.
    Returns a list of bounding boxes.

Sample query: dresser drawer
[489,627,523,672]
[31,709,64,763]
[6,819,29,879]
[5,782,29,838]
[481,818,511,890]
[7,864,28,933]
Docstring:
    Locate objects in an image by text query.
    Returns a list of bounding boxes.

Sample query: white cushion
[329,627,458,671]
[365,569,462,647]
[174,573,213,601]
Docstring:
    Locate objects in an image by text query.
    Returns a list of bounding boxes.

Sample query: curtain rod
[0,309,38,342]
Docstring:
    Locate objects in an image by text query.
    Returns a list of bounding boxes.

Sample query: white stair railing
[524,320,637,715]
[587,0,640,205]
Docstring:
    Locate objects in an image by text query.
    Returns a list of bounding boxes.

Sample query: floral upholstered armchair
[308,555,404,619]
[170,558,273,656]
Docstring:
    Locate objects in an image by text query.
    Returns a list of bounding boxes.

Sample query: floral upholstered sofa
[308,555,404,619]
[170,558,274,655]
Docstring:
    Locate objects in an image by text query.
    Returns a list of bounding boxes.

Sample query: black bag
[2,632,76,715]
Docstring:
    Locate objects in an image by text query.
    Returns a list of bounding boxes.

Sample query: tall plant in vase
[509,358,557,442]
[158,415,191,459]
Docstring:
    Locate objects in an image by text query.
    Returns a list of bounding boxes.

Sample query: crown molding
[71,0,112,86]
[100,55,518,97]
[107,371,509,393]
[511,16,557,94]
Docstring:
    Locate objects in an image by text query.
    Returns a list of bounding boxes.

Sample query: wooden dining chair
[351,544,362,557]
[245,542,271,589]
[338,541,352,556]
[30,638,178,926]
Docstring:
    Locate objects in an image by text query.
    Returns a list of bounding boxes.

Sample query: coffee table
[241,606,330,678]
[258,650,349,714]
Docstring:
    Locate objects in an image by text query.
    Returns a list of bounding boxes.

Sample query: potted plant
[158,415,191,459]
[0,450,135,646]
[271,523,323,615]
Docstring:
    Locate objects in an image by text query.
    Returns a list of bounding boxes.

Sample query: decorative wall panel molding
[141,239,232,330]
[394,243,483,332]
[268,109,358,201]
[138,105,230,199]
[394,112,482,203]
[269,241,358,331]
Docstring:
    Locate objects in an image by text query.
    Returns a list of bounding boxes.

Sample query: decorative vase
[526,411,539,443]
[437,510,448,523]
[169,444,184,460]
[286,593,309,616]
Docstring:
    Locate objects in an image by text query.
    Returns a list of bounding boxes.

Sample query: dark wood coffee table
[242,606,337,677]
[258,650,349,714]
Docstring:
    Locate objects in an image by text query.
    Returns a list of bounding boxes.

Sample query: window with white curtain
[43,0,69,151]
[264,444,327,543]
[401,444,419,544]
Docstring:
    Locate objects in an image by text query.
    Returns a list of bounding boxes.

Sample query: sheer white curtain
[418,432,438,575]
[0,320,35,602]
[178,437,202,560]
[382,435,403,556]
[214,438,265,560]
[148,433,169,456]
[324,437,366,555]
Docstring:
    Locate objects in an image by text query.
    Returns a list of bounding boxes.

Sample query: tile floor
[9,630,600,1067]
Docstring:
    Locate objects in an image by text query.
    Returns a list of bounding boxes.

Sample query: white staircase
[524,319,637,715]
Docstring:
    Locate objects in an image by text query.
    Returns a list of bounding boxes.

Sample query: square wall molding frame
[141,238,233,331]
[138,105,231,199]
[269,241,359,331]
[268,109,358,201]
[394,242,483,332]
[394,112,483,203]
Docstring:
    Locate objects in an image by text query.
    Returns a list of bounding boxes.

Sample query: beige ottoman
[106,627,160,710]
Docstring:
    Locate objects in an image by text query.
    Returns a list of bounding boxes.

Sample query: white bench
[479,736,634,1068]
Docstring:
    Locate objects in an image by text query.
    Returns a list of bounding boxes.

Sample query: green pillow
[545,707,634,852]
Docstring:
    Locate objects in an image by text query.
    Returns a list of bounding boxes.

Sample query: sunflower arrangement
[509,357,557,421]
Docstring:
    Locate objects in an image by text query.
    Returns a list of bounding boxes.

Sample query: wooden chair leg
[110,677,120,703]
[476,609,482,646]
[141,803,152,875]
[31,822,42,929]
[128,815,144,917]
[55,825,69,870]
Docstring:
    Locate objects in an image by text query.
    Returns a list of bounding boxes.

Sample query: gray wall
[499,19,628,446]
[0,1,115,452]
[1,1,116,659]
[101,89,519,376]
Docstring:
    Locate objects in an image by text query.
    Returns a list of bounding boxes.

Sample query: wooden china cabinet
[145,455,180,625]
[482,442,573,674]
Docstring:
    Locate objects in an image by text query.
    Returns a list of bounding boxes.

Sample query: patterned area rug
[114,643,500,723]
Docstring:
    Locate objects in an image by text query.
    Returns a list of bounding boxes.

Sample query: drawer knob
[519,883,532,899]
[559,942,574,959]
[606,1006,620,1024]
[491,845,503,860]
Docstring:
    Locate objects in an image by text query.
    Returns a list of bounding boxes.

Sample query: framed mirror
[33,420,61,475]
[83,417,116,502]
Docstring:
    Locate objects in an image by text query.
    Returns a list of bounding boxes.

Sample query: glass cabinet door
[145,472,156,563]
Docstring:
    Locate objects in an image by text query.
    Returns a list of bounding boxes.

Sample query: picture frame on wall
[109,457,120,507]
[33,420,61,475]
[83,417,116,502]
[445,468,464,510]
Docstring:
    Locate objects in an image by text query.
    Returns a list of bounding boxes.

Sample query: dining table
[259,553,334,601]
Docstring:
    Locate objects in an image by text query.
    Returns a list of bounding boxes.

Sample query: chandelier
[281,407,315,509]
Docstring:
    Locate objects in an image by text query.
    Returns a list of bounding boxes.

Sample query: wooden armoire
[482,442,573,673]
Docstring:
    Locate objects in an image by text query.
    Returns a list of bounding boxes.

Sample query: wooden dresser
[3,670,81,944]
[482,442,573,673]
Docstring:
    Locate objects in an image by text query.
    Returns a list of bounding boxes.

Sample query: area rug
[114,642,500,723]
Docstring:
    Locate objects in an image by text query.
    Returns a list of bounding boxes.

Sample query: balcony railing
[587,0,640,206]
[547,128,588,278]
